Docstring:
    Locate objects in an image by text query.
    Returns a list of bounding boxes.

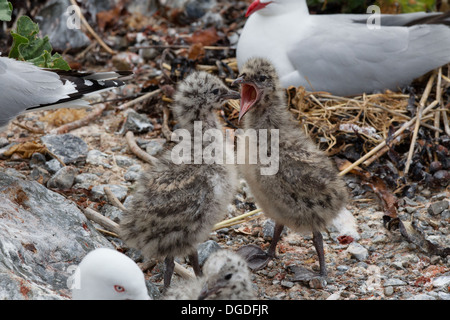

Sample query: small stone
[346,242,369,261]
[44,159,63,174]
[73,173,100,189]
[145,139,166,156]
[384,286,394,296]
[428,200,449,215]
[280,280,294,288]
[86,150,111,168]
[91,184,128,202]
[119,110,154,134]
[0,137,9,148]
[196,240,222,266]
[383,278,407,287]
[30,167,51,184]
[114,155,135,168]
[432,276,450,288]
[309,277,326,289]
[47,166,78,189]
[41,134,88,164]
[407,293,436,300]
[30,153,46,168]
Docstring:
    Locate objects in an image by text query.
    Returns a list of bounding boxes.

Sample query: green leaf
[8,15,71,71]
[0,0,12,22]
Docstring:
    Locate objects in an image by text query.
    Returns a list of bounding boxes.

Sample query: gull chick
[120,71,239,288]
[0,57,131,131]
[164,250,257,300]
[70,248,150,300]
[233,57,348,281]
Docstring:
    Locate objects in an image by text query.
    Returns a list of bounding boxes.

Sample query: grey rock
[281,280,295,288]
[30,167,51,184]
[346,242,369,261]
[145,139,166,156]
[432,275,450,288]
[383,278,407,287]
[0,172,112,300]
[384,286,394,296]
[45,159,63,174]
[86,150,111,168]
[407,293,436,300]
[427,200,449,215]
[47,166,78,189]
[196,240,222,266]
[101,204,124,223]
[119,110,154,134]
[91,184,128,202]
[73,173,100,189]
[41,134,88,165]
[114,155,135,168]
[0,137,9,148]
[35,0,90,52]
[30,152,46,168]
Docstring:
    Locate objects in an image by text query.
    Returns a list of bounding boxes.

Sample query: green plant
[0,0,12,21]
[9,15,70,70]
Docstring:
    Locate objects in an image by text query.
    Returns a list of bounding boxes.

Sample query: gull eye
[114,285,125,293]
[224,273,232,280]
[211,88,220,95]
[259,75,267,82]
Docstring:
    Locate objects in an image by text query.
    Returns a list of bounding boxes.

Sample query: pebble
[73,173,100,189]
[119,110,154,134]
[384,286,394,296]
[124,165,142,182]
[91,184,128,202]
[383,278,407,287]
[432,275,450,288]
[346,242,369,261]
[86,150,111,168]
[44,159,63,174]
[196,240,222,266]
[281,280,294,288]
[427,200,449,215]
[114,155,135,168]
[47,166,78,189]
[145,139,166,156]
[40,134,88,164]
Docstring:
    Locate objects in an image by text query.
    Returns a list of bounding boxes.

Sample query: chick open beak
[220,90,241,100]
[232,76,262,122]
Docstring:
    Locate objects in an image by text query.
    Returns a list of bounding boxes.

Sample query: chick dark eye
[211,88,220,95]
[224,273,232,280]
[259,75,267,82]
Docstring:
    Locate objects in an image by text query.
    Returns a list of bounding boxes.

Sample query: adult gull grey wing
[236,0,450,96]
[0,57,131,130]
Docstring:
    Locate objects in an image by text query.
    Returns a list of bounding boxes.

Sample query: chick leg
[312,231,327,277]
[164,256,175,288]
[188,251,203,277]
[291,231,328,282]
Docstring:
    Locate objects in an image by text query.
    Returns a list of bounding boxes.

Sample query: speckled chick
[120,71,239,288]
[164,250,257,300]
[233,57,348,280]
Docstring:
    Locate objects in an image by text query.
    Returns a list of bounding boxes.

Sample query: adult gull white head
[70,248,150,300]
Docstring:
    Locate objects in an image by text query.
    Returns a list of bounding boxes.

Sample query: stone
[41,134,88,165]
[86,150,111,168]
[196,240,222,266]
[91,184,128,202]
[47,166,78,189]
[0,172,112,300]
[35,0,90,52]
[346,242,369,261]
[383,278,407,287]
[428,200,449,215]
